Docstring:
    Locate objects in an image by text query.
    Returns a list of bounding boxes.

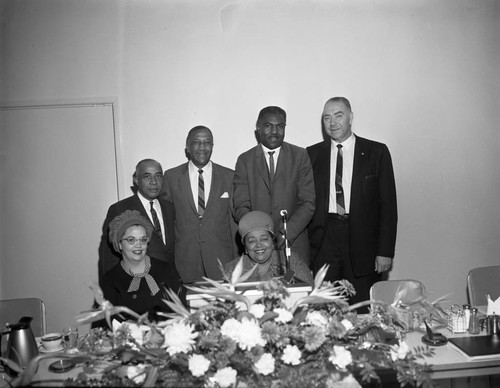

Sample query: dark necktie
[268,151,275,184]
[150,201,163,240]
[198,169,205,218]
[335,144,346,215]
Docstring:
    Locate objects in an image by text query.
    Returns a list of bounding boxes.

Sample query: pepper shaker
[468,307,480,334]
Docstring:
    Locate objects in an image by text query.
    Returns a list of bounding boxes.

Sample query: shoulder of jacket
[164,163,188,175]
[283,142,307,153]
[212,162,234,174]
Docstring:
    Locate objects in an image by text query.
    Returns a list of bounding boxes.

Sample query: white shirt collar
[261,144,281,158]
[331,133,355,148]
[189,160,212,174]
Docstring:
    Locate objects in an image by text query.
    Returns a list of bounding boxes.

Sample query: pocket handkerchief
[487,295,500,316]
[220,192,229,198]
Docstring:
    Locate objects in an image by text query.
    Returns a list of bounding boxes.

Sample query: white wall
[1,0,499,329]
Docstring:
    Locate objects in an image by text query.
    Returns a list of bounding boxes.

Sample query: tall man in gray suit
[233,106,315,265]
[160,126,239,283]
[307,97,397,308]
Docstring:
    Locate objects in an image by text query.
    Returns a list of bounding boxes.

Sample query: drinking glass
[63,326,79,351]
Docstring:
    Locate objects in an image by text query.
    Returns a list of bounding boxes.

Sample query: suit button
[132,294,137,299]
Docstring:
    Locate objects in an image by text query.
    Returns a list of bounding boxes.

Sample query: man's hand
[375,256,392,273]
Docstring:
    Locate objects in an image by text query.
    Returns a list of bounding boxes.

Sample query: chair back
[370,279,426,305]
[467,266,500,306]
[0,297,46,337]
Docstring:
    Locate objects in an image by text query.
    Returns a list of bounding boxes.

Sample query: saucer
[421,333,448,346]
[39,344,65,353]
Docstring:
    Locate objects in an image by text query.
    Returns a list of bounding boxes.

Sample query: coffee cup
[41,333,63,351]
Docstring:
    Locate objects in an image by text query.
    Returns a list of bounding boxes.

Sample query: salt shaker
[463,304,471,329]
[468,307,480,334]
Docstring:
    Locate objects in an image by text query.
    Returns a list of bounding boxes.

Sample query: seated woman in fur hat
[225,211,313,285]
[99,209,183,323]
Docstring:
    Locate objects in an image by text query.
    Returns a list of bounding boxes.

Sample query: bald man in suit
[307,97,397,308]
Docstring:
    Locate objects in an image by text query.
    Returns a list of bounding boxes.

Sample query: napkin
[486,294,500,316]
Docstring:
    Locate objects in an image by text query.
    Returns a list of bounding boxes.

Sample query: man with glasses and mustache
[98,159,177,287]
[233,106,315,266]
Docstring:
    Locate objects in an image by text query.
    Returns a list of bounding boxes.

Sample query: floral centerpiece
[8,263,444,388]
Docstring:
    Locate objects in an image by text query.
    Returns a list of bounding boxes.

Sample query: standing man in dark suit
[160,126,239,284]
[233,106,315,265]
[98,159,177,286]
[307,97,397,307]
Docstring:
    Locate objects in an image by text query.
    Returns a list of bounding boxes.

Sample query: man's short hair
[134,159,162,178]
[256,106,287,127]
[324,97,352,112]
[186,125,213,145]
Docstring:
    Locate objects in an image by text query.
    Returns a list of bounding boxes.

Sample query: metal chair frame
[0,297,47,337]
[467,265,500,307]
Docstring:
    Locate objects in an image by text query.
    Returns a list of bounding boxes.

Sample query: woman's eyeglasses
[121,237,149,245]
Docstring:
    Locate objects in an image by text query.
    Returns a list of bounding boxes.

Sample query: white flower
[125,365,146,385]
[234,317,266,350]
[210,367,237,387]
[341,319,354,331]
[249,303,266,319]
[274,308,293,323]
[390,341,410,361]
[330,373,362,387]
[163,321,198,356]
[281,345,301,365]
[220,318,241,340]
[188,354,211,377]
[254,353,275,375]
[329,345,352,370]
[305,310,329,328]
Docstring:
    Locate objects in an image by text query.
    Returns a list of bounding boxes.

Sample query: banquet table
[5,332,497,387]
[404,329,500,380]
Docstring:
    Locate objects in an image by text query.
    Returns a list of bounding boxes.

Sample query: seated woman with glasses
[98,209,183,324]
[225,211,313,285]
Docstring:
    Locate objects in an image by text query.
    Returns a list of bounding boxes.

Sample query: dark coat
[307,136,398,276]
[98,194,176,284]
[233,142,316,264]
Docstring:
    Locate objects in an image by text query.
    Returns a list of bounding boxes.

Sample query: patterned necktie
[150,201,163,240]
[268,151,276,184]
[335,144,345,215]
[198,169,205,218]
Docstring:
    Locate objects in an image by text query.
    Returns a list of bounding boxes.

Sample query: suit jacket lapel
[317,142,331,215]
[273,142,287,182]
[181,163,199,217]
[205,164,220,213]
[133,194,165,245]
[255,145,271,190]
[351,137,368,206]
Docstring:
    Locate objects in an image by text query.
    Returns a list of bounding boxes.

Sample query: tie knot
[198,169,203,174]
[150,200,154,208]
[268,151,275,156]
[337,144,343,150]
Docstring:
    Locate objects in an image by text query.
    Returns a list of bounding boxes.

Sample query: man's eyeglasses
[121,237,149,245]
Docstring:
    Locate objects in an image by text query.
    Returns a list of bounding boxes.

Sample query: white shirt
[261,144,281,172]
[189,160,212,209]
[329,134,356,213]
[137,192,166,244]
